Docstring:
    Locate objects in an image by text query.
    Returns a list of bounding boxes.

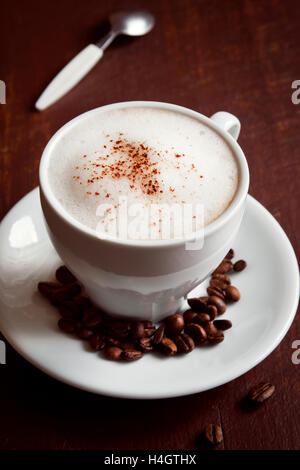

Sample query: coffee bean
[233,259,247,272]
[58,300,81,319]
[195,312,211,324]
[208,331,224,344]
[213,319,232,331]
[212,273,231,285]
[174,333,195,353]
[225,285,240,302]
[248,382,275,403]
[165,313,184,336]
[130,321,145,339]
[185,323,207,343]
[73,295,92,311]
[206,286,225,300]
[202,321,218,336]
[75,326,94,340]
[160,337,177,356]
[106,337,121,347]
[203,321,224,344]
[82,307,102,328]
[187,297,208,313]
[212,259,233,275]
[119,340,137,351]
[207,296,226,315]
[225,248,234,260]
[210,275,231,290]
[139,337,154,352]
[153,325,165,345]
[55,266,77,284]
[204,424,223,445]
[199,296,209,303]
[104,346,122,361]
[106,320,130,339]
[206,305,218,320]
[122,350,144,361]
[209,278,226,290]
[183,309,198,324]
[143,327,156,338]
[38,281,61,299]
[38,282,66,306]
[51,283,81,304]
[58,318,75,334]
[90,333,106,351]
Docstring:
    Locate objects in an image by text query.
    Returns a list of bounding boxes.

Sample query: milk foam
[47,107,238,239]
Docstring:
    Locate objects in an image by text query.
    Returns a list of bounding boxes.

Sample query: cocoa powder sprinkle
[74,136,163,197]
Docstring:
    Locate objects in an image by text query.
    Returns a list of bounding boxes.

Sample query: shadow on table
[1,347,228,450]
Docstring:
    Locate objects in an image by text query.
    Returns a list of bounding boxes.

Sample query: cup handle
[210,111,241,140]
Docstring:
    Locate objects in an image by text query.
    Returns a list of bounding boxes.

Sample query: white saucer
[0,188,298,399]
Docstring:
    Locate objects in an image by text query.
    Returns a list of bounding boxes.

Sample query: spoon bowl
[110,8,155,36]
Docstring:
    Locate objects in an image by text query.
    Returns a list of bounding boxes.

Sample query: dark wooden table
[0,0,299,450]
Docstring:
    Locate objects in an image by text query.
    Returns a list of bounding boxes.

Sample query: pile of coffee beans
[38,257,277,450]
[37,249,246,362]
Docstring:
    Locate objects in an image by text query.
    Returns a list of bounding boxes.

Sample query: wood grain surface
[0,0,299,450]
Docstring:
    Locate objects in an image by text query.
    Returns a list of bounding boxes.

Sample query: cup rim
[39,100,249,248]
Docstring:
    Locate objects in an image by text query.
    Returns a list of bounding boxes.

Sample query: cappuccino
[47,106,238,239]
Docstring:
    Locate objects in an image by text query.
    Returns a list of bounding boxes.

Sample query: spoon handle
[35,44,103,111]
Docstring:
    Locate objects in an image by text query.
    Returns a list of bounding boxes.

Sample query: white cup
[39,101,249,321]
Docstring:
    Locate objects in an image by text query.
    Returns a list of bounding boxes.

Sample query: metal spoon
[35,9,155,111]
